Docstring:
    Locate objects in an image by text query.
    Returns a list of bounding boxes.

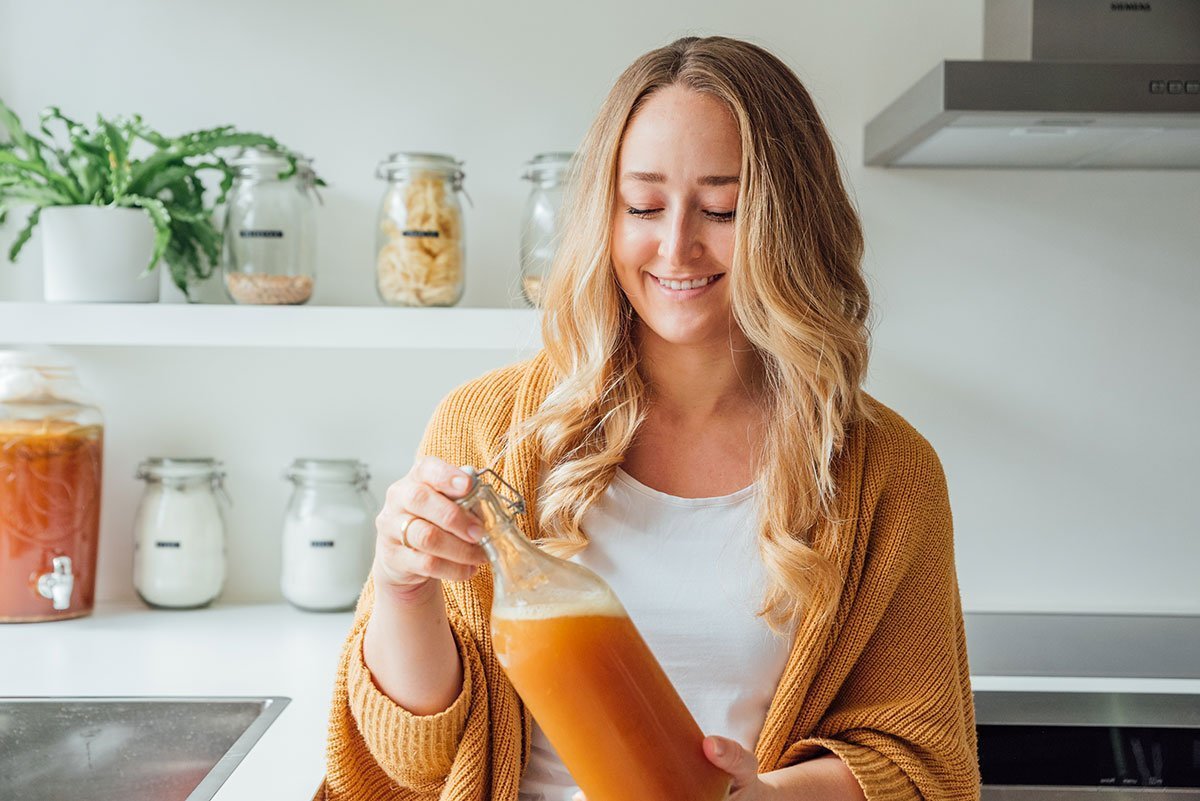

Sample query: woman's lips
[647,272,725,298]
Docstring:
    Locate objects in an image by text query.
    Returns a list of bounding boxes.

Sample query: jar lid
[137,457,226,481]
[0,347,77,372]
[0,348,92,405]
[229,147,315,180]
[376,152,465,182]
[285,458,370,484]
[522,151,574,183]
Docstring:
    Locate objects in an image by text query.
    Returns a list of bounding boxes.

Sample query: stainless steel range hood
[864,0,1200,168]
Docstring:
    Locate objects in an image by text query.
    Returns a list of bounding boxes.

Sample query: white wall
[1,1,1197,612]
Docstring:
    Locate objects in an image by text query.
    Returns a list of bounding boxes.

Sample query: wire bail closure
[472,467,526,515]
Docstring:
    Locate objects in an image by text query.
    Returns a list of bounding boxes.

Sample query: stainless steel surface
[865,0,1200,168]
[0,696,289,801]
[964,613,1200,679]
[36,555,74,610]
[984,788,1200,800]
[984,0,1200,63]
[975,690,1200,727]
[976,690,1200,800]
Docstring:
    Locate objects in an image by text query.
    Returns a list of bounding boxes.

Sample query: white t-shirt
[517,469,792,801]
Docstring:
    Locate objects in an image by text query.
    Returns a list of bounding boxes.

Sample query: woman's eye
[624,206,736,222]
[625,206,661,219]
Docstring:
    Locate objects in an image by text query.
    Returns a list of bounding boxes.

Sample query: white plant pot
[42,205,160,303]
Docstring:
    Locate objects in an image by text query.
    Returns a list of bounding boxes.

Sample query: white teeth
[655,275,718,291]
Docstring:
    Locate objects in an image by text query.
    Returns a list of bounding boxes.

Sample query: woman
[319,36,980,801]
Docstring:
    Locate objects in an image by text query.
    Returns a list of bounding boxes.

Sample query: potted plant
[0,100,320,302]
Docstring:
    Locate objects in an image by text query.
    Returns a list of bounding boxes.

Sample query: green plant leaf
[0,183,74,206]
[128,130,282,191]
[7,207,41,262]
[36,107,89,198]
[100,116,134,199]
[166,176,205,215]
[0,99,49,167]
[164,231,198,297]
[118,194,171,274]
[172,214,221,272]
[38,106,83,139]
[138,163,194,199]
[0,150,81,202]
[129,114,172,149]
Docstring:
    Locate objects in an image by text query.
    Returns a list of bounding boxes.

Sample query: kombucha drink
[459,468,731,800]
[492,593,731,801]
[0,419,103,621]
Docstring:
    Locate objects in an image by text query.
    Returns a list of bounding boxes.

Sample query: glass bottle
[133,458,229,609]
[0,350,103,623]
[458,468,731,801]
[519,152,572,307]
[281,459,376,611]
[374,152,467,307]
[221,147,319,305]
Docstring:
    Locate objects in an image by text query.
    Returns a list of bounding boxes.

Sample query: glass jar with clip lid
[519,151,572,306]
[132,457,231,609]
[458,467,731,801]
[281,458,376,612]
[221,147,321,305]
[374,152,468,307]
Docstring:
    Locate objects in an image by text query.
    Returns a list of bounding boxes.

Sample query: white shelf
[0,302,542,350]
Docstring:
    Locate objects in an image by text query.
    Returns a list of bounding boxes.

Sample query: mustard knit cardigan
[317,352,981,801]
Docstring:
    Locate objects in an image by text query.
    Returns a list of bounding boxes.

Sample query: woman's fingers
[414,455,475,499]
[704,734,760,791]
[400,457,485,544]
[389,515,487,568]
[372,457,491,594]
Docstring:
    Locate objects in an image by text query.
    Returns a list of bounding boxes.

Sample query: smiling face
[612,85,743,349]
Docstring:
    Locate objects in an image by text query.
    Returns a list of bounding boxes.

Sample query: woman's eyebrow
[622,171,739,187]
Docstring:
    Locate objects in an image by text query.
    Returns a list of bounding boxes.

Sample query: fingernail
[452,475,469,492]
[711,738,725,757]
[468,525,486,543]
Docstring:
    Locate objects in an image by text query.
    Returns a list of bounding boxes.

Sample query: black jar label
[155,541,182,548]
[310,540,335,548]
[239,230,285,239]
[402,230,440,238]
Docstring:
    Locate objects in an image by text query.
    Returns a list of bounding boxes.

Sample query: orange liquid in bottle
[0,419,103,622]
[492,597,731,801]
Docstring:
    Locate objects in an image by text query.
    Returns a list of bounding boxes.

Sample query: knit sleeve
[319,364,532,800]
[320,576,491,799]
[781,432,981,801]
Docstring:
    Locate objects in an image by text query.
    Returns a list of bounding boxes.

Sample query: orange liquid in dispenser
[0,420,103,622]
[492,596,732,801]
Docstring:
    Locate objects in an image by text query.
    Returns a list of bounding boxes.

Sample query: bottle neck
[457,480,551,594]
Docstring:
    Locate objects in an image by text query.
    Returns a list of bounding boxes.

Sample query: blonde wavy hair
[519,36,873,634]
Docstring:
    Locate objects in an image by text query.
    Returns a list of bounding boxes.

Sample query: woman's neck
[636,324,764,421]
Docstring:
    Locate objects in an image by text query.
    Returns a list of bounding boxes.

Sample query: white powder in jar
[281,502,374,611]
[132,483,227,608]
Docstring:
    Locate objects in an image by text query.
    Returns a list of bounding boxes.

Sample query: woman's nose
[658,211,703,266]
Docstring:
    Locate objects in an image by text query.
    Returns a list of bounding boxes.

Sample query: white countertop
[3,603,1199,800]
[0,601,355,801]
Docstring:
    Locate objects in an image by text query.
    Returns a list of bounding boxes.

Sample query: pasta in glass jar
[374,153,467,307]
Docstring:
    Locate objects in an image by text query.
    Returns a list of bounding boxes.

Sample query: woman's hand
[372,456,488,602]
[571,734,773,801]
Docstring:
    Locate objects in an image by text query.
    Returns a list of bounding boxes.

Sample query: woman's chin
[636,315,730,349]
